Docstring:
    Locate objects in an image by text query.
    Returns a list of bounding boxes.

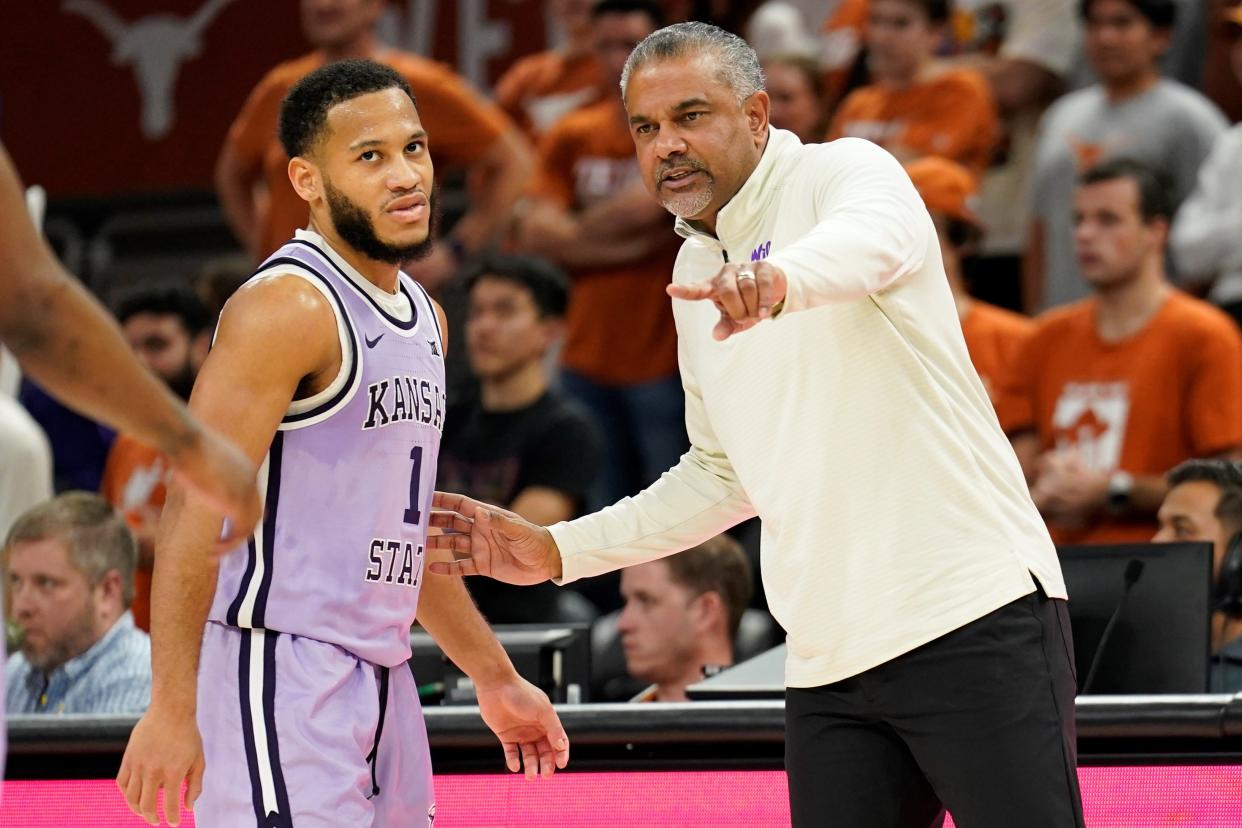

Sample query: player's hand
[427,492,562,583]
[168,425,261,553]
[666,260,787,341]
[475,675,570,780]
[117,706,205,826]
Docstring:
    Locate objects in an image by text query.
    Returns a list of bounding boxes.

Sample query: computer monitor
[410,623,591,705]
[1058,542,1212,695]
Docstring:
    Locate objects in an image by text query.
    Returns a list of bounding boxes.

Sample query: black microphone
[1082,559,1145,694]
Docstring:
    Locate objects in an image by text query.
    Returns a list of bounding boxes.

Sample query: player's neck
[310,220,402,294]
[481,361,547,412]
[1092,265,1169,343]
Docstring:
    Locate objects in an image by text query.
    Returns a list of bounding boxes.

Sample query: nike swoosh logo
[365,333,384,349]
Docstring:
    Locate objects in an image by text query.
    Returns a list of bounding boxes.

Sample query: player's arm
[118,275,338,826]
[0,143,260,539]
[420,301,569,779]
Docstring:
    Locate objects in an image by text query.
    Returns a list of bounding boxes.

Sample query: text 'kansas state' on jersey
[208,229,446,667]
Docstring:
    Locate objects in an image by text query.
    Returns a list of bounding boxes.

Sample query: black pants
[785,589,1084,828]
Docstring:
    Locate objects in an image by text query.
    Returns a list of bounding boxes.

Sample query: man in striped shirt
[5,493,150,714]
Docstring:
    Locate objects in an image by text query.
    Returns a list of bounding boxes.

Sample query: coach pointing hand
[666,260,787,340]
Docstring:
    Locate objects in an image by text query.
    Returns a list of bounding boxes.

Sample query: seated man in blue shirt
[5,492,150,713]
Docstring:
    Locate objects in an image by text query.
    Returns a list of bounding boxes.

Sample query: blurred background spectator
[905,156,1032,408]
[827,0,999,179]
[5,493,150,714]
[495,0,603,139]
[998,159,1242,545]
[605,534,758,702]
[1026,0,1227,312]
[99,283,213,632]
[437,254,603,623]
[1170,4,1242,328]
[762,54,830,143]
[1153,460,1242,692]
[214,0,534,291]
[513,0,688,527]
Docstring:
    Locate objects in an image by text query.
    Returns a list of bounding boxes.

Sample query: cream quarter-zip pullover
[549,129,1065,688]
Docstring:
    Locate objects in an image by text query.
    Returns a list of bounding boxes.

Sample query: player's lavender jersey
[208,231,446,667]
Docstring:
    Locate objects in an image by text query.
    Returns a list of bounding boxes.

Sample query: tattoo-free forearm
[146,485,222,714]
[416,548,518,689]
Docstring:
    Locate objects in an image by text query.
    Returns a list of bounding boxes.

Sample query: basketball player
[0,142,260,543]
[431,22,1083,828]
[118,60,568,827]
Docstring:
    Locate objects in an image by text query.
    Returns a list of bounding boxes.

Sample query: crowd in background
[5,0,1242,711]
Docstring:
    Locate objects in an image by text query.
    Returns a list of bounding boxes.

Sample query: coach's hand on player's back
[666,260,787,341]
[170,424,263,552]
[427,492,563,583]
[117,706,204,826]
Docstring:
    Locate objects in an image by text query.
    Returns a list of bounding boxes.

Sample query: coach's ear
[288,156,321,205]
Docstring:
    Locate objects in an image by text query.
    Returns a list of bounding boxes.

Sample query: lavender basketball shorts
[195,622,435,827]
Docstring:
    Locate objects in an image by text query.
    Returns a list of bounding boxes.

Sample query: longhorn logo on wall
[61,0,238,140]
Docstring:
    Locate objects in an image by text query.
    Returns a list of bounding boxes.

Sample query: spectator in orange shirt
[515,0,686,523]
[100,284,212,631]
[762,54,829,144]
[827,0,999,178]
[494,0,603,139]
[996,159,1242,546]
[214,0,534,289]
[746,0,871,114]
[905,156,1033,407]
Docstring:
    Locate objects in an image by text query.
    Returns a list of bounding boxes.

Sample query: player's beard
[324,179,438,265]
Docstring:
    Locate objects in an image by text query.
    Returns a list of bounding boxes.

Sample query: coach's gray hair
[620,21,766,105]
[4,492,138,608]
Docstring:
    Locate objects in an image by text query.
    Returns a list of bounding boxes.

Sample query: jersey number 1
[403,445,423,525]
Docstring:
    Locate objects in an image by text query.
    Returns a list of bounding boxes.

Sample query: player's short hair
[462,253,570,319]
[591,0,665,27]
[665,534,754,640]
[112,281,212,336]
[4,493,138,608]
[1078,157,1173,223]
[279,58,417,159]
[1168,460,1242,535]
[621,21,765,105]
[1080,0,1177,29]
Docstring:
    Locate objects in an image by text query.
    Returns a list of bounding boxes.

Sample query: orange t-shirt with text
[994,291,1242,544]
[529,99,679,386]
[827,68,999,178]
[99,435,169,632]
[494,50,601,139]
[225,50,513,260]
[960,300,1034,406]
